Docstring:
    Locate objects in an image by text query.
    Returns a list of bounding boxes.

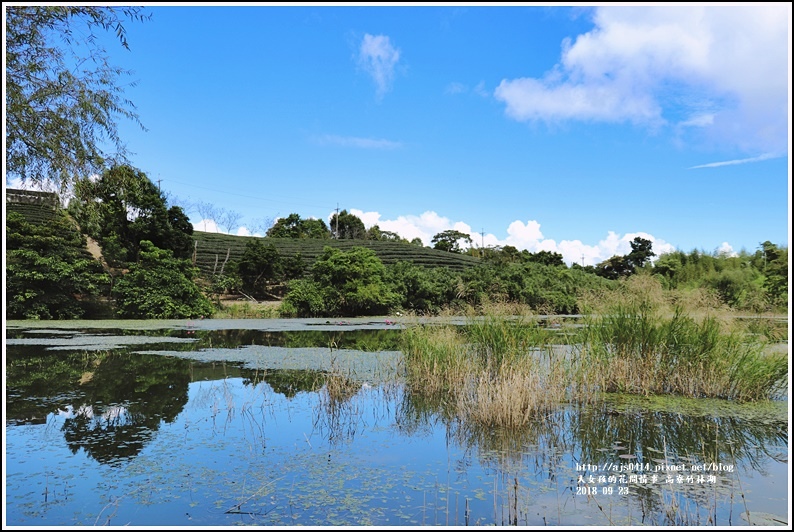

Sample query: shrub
[6,210,109,319]
[112,240,215,319]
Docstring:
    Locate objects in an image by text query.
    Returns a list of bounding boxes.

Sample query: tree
[282,246,397,317]
[330,209,367,239]
[367,225,404,242]
[6,210,110,319]
[218,208,243,235]
[595,255,632,280]
[233,239,284,299]
[6,6,150,188]
[69,165,193,265]
[431,229,472,253]
[267,213,331,239]
[525,250,566,268]
[196,202,221,232]
[626,237,655,271]
[112,240,214,319]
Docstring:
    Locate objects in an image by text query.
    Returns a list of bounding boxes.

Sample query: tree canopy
[266,213,331,239]
[69,165,193,266]
[112,240,214,319]
[431,229,472,253]
[330,209,367,239]
[6,6,150,188]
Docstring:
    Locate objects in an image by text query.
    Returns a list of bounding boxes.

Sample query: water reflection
[4,327,788,527]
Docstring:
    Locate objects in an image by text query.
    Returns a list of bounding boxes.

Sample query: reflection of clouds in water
[56,405,93,419]
[56,404,131,425]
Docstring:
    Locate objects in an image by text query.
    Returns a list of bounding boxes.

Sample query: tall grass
[400,303,567,427]
[572,276,788,402]
[401,277,788,431]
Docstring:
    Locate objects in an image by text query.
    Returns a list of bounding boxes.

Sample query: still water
[4,320,790,527]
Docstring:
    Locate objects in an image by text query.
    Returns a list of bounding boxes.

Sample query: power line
[161,178,330,210]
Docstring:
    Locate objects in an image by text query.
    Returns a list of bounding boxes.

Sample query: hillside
[192,231,481,276]
[5,189,60,224]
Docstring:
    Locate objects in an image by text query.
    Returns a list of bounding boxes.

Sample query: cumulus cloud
[347,209,456,244]
[194,219,220,233]
[345,209,677,266]
[717,242,737,257]
[358,33,401,99]
[493,5,790,155]
[312,134,402,149]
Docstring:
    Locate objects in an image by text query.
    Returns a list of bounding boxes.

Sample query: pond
[4,319,790,527]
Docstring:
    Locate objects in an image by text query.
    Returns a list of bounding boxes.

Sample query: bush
[112,241,215,319]
[6,210,110,319]
[283,246,398,317]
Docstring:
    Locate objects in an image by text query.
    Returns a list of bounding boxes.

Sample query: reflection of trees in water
[60,352,192,464]
[7,346,193,465]
[566,399,788,524]
[6,345,100,425]
[240,367,325,398]
[187,328,402,351]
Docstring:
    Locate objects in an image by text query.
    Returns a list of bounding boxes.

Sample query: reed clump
[572,277,788,402]
[400,305,567,428]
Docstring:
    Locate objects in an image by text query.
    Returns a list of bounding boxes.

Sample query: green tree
[112,240,214,319]
[760,242,788,308]
[366,225,404,242]
[6,210,110,319]
[595,255,632,280]
[387,261,455,313]
[233,239,283,298]
[266,213,331,239]
[525,250,566,267]
[626,237,655,271]
[330,209,367,239]
[69,165,193,265]
[282,246,397,317]
[596,237,655,280]
[6,6,150,188]
[431,229,472,253]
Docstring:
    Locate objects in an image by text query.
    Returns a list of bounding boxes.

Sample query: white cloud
[717,242,737,257]
[312,134,402,149]
[445,82,466,95]
[348,209,454,244]
[358,33,401,99]
[494,5,790,154]
[345,209,677,266]
[688,153,780,169]
[444,81,489,98]
[5,176,73,206]
[194,219,220,233]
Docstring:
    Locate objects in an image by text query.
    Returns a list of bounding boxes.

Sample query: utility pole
[581,254,585,267]
[334,203,340,239]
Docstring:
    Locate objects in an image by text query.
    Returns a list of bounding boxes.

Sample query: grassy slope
[191,231,481,276]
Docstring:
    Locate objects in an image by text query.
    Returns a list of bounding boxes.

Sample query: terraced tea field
[192,230,481,276]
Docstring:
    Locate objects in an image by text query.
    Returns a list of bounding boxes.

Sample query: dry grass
[400,307,570,429]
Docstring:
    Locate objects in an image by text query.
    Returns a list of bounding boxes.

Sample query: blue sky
[6,3,792,266]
